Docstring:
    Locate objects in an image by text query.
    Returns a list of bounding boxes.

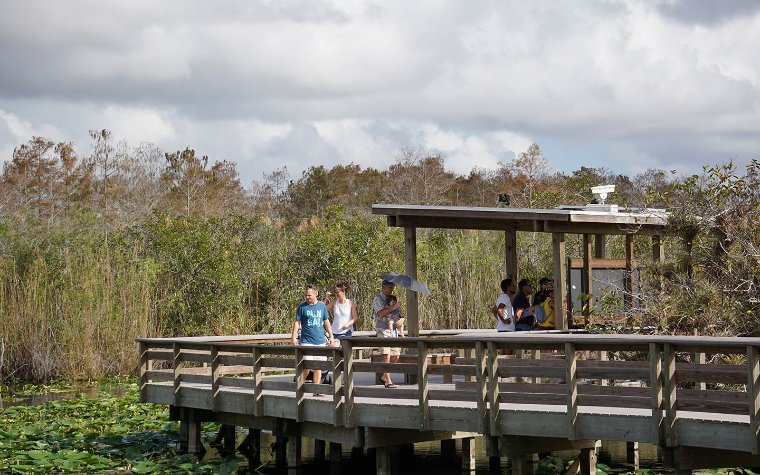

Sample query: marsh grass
[0,244,159,382]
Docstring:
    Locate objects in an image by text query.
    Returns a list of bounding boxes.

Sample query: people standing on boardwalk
[512,278,537,330]
[291,284,334,396]
[373,280,401,388]
[324,282,358,342]
[533,277,553,305]
[492,278,515,332]
[537,289,556,330]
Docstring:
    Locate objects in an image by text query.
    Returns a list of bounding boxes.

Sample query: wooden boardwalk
[137,331,760,474]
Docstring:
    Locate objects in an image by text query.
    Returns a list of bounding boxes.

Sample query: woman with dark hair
[324,282,358,341]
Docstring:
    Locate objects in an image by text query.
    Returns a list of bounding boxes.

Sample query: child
[386,295,405,337]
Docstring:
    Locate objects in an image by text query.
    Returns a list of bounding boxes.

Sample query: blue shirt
[296,301,329,344]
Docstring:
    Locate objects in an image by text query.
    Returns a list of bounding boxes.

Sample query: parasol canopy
[378,272,431,296]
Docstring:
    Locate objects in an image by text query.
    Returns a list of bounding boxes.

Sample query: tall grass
[0,245,158,381]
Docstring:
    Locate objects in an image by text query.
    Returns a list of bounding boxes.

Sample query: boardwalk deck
[137,331,760,474]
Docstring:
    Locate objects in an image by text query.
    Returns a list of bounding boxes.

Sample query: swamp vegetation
[0,134,758,386]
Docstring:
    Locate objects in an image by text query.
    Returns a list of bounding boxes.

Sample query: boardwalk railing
[137,332,760,456]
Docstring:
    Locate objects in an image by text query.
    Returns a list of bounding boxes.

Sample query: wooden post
[343,339,355,427]
[405,226,419,337]
[276,436,287,467]
[597,351,608,386]
[173,343,182,407]
[329,442,342,463]
[505,228,518,280]
[461,437,476,472]
[579,447,597,474]
[253,347,263,416]
[240,428,261,468]
[487,436,500,472]
[652,234,665,299]
[748,345,760,454]
[332,347,344,426]
[138,342,152,403]
[582,234,593,319]
[287,436,301,469]
[626,441,640,469]
[487,341,500,436]
[475,342,488,433]
[314,439,326,463]
[418,341,430,430]
[663,344,678,447]
[511,454,529,475]
[624,234,634,310]
[594,234,606,259]
[694,353,706,390]
[185,408,204,455]
[295,347,304,422]
[376,446,392,475]
[210,345,220,412]
[650,343,663,446]
[552,233,567,330]
[566,342,578,440]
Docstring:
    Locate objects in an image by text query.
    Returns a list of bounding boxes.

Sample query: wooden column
[441,439,456,459]
[418,341,430,431]
[652,235,665,294]
[405,226,419,336]
[748,345,760,454]
[461,437,476,472]
[624,234,634,310]
[276,436,287,467]
[138,342,152,403]
[505,228,518,279]
[650,343,663,446]
[287,436,302,469]
[594,234,606,258]
[552,232,567,330]
[329,442,342,463]
[663,344,678,447]
[582,234,593,319]
[314,439,326,463]
[566,343,578,440]
[579,447,597,474]
[376,446,391,475]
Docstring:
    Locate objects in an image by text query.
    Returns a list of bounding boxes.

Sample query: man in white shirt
[492,278,516,332]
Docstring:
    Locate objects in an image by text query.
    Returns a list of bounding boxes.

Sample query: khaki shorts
[376,330,401,356]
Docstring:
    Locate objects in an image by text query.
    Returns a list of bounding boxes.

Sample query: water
[2,386,669,473]
[228,431,670,474]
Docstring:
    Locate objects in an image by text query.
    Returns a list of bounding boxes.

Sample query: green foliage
[0,381,251,474]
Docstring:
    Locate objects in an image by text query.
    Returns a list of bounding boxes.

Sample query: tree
[386,145,455,205]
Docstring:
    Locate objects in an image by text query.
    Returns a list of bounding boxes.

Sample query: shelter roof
[372,204,668,236]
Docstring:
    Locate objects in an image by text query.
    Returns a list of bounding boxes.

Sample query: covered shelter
[372,204,669,334]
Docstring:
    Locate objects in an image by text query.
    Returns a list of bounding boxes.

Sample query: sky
[1,0,759,185]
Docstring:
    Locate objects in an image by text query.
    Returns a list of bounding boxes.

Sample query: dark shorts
[335,330,353,340]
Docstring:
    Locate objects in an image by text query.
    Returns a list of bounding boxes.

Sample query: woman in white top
[325,282,358,341]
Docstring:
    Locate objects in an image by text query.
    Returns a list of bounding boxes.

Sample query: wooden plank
[173,343,181,407]
[624,234,634,309]
[211,345,220,412]
[353,362,418,374]
[261,357,296,368]
[332,348,343,426]
[505,228,517,279]
[253,347,262,416]
[418,341,430,430]
[145,349,173,361]
[295,348,304,422]
[566,342,578,440]
[594,234,606,259]
[144,370,173,381]
[487,341,500,436]
[749,345,760,454]
[582,234,592,318]
[650,343,663,446]
[552,232,567,330]
[663,343,678,447]
[343,339,355,427]
[217,354,252,366]
[475,341,488,434]
[405,225,419,336]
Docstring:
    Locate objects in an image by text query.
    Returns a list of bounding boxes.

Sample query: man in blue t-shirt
[291,284,334,395]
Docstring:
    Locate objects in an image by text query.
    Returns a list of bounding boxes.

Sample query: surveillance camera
[590,185,615,205]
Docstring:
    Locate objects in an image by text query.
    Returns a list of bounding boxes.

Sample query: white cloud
[0,0,758,182]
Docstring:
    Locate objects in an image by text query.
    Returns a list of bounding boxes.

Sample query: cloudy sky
[1,0,759,184]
